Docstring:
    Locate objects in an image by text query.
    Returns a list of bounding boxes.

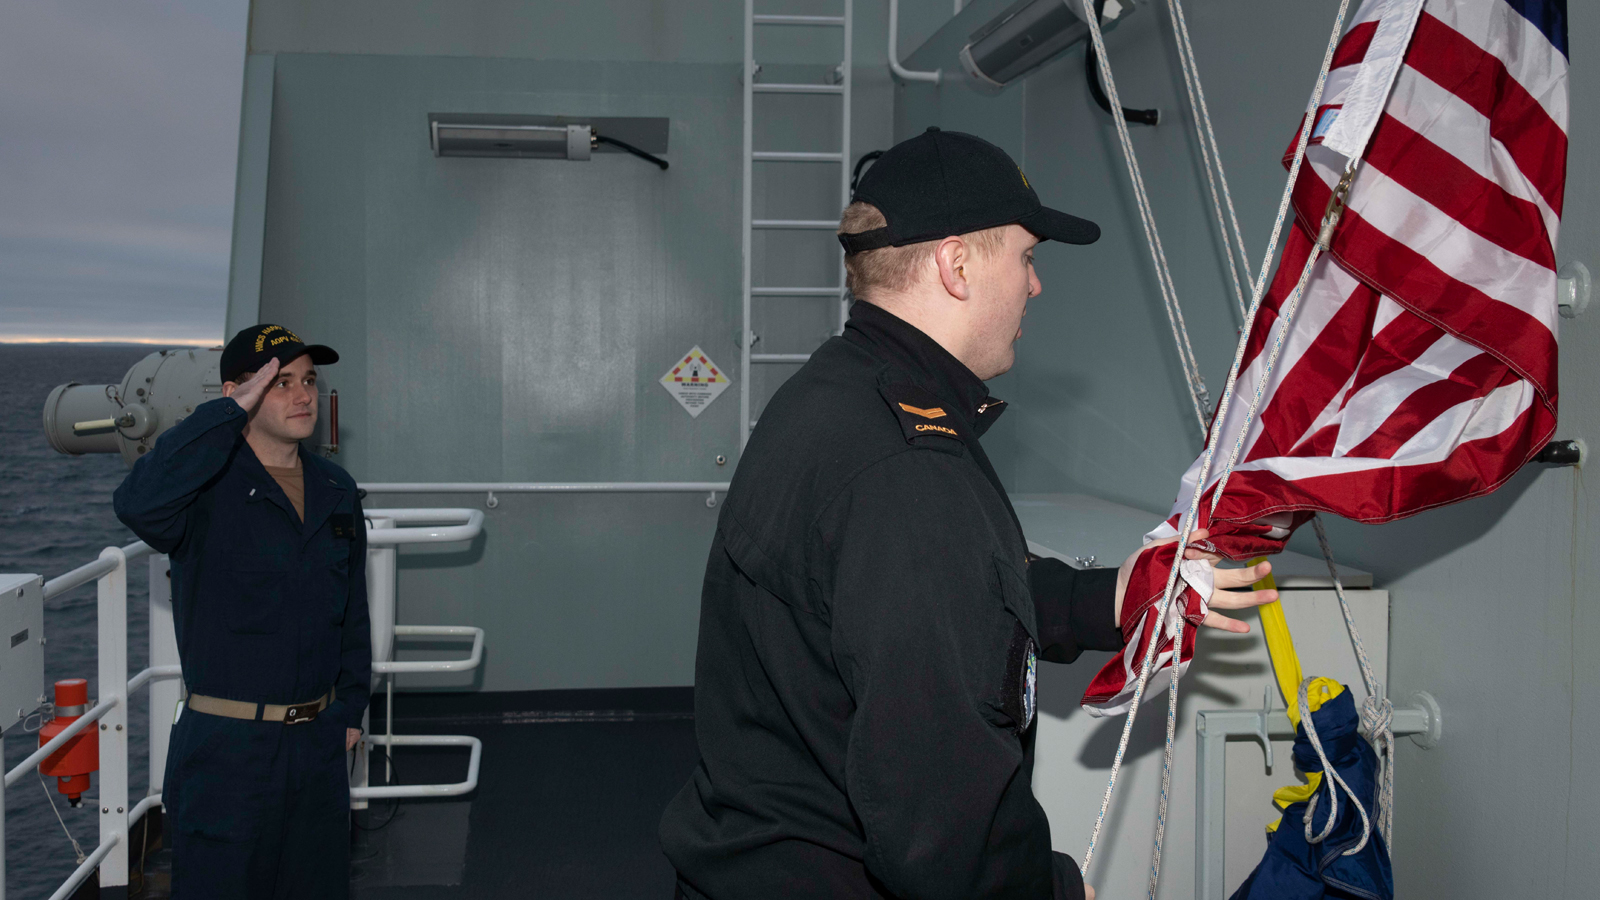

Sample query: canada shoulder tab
[878,382,966,449]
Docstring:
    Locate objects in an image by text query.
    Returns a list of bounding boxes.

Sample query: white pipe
[363,508,483,545]
[349,734,482,799]
[889,0,941,84]
[45,834,119,900]
[372,626,484,673]
[127,665,183,694]
[741,0,755,450]
[840,0,855,333]
[127,793,162,828]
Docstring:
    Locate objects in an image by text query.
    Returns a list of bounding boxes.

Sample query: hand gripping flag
[1083,0,1569,716]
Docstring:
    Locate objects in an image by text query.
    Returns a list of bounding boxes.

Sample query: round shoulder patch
[1021,638,1038,731]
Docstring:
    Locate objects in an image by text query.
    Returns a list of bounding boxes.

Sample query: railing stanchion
[96,546,130,894]
[147,553,179,797]
[1,756,8,900]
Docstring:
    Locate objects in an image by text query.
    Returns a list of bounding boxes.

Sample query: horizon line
[1,335,222,346]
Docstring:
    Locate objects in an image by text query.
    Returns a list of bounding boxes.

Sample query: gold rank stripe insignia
[897,402,947,420]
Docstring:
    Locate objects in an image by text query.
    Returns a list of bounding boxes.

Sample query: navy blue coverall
[114,396,371,899]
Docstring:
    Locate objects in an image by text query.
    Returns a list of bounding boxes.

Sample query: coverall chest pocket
[229,555,289,635]
[323,541,351,622]
[985,556,1041,736]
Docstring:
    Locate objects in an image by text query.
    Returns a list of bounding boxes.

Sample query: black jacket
[661,301,1122,900]
[112,397,371,730]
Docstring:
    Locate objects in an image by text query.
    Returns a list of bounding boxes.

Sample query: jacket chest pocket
[229,556,290,635]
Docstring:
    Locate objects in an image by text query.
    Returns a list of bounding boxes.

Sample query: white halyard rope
[1079,0,1210,431]
[1296,671,1374,852]
[39,770,87,864]
[1311,515,1394,850]
[1163,0,1256,320]
[1076,0,1358,891]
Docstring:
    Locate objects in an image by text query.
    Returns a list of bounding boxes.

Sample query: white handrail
[42,541,149,601]
[361,484,731,510]
[127,664,183,694]
[43,558,114,600]
[4,697,117,788]
[350,734,482,799]
[363,508,484,545]
[45,834,119,900]
[373,626,484,673]
[127,793,162,829]
[7,541,159,900]
[888,0,942,83]
[15,527,493,896]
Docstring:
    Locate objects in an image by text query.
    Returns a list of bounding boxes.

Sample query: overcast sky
[0,1,247,343]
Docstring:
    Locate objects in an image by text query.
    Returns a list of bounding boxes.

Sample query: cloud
[0,0,248,343]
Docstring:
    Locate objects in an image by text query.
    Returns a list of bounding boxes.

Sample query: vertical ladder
[740,0,854,448]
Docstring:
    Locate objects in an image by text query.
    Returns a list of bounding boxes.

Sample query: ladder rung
[753,219,837,230]
[753,151,844,162]
[753,14,846,26]
[752,287,843,296]
[752,354,813,364]
[753,83,844,95]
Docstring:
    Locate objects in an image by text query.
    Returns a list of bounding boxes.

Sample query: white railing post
[1,751,7,900]
[366,517,397,798]
[96,546,130,894]
[147,554,179,796]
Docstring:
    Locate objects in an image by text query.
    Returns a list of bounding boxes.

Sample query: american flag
[1084,0,1568,715]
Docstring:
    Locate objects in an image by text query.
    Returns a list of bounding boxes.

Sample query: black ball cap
[220,324,339,384]
[840,127,1099,253]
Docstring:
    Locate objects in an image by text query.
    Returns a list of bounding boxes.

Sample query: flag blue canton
[1503,0,1568,58]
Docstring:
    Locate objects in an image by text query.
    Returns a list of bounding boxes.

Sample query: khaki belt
[187,692,330,725]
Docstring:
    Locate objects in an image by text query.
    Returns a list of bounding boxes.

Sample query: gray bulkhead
[233,0,1600,895]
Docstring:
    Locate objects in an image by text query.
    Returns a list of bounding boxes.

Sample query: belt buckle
[284,704,318,725]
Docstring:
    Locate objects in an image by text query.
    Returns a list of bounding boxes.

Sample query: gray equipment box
[0,575,46,731]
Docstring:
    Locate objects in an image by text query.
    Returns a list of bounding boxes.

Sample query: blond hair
[838,202,1009,298]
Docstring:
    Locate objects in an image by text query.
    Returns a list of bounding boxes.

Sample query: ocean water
[0,343,162,897]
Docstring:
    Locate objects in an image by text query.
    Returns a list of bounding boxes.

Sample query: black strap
[838,227,894,254]
[1085,0,1159,127]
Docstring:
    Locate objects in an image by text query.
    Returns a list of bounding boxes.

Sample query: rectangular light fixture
[428,114,670,160]
[431,122,591,159]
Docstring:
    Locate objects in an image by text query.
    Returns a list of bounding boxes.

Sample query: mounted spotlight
[959,0,1137,94]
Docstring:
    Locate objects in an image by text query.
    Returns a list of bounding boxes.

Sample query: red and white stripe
[1084,0,1566,716]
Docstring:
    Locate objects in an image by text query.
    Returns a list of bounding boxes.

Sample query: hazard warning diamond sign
[660,346,731,418]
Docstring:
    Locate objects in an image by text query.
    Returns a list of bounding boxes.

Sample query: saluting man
[115,324,370,899]
[660,129,1278,900]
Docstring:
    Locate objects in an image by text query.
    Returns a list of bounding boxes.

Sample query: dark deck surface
[350,687,698,900]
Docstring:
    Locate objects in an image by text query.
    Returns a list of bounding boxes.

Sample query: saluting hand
[1115,528,1278,634]
[227,357,280,414]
